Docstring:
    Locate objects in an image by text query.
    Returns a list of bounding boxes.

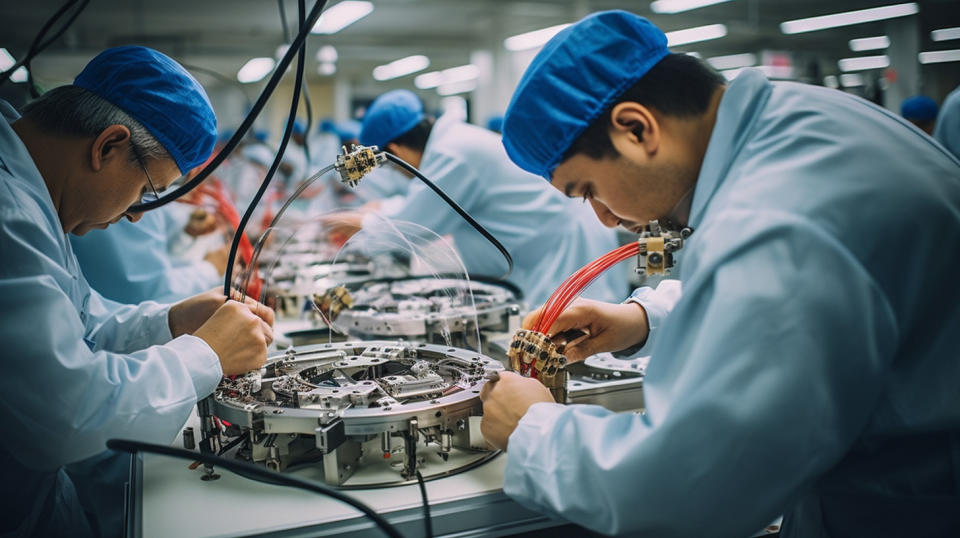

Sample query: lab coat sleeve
[623,279,682,355]
[0,213,222,471]
[83,291,175,352]
[933,89,960,162]
[379,152,481,234]
[503,210,898,537]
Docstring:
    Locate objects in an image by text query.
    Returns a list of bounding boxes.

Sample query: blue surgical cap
[318,118,337,133]
[73,45,217,174]
[334,120,361,144]
[360,89,424,148]
[291,119,307,136]
[486,115,504,133]
[901,95,939,121]
[502,10,669,179]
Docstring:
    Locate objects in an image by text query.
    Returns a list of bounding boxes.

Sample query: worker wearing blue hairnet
[900,94,939,135]
[935,85,960,160]
[0,46,274,537]
[480,10,960,537]
[352,89,625,306]
[69,204,228,304]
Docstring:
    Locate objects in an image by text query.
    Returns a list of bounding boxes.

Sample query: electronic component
[636,219,692,277]
[506,329,567,402]
[335,145,387,188]
[312,285,354,322]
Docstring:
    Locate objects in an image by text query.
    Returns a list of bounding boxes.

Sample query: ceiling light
[823,75,839,88]
[318,62,337,76]
[651,0,733,14]
[838,55,890,71]
[372,55,430,81]
[311,1,373,34]
[849,36,890,51]
[415,64,479,89]
[707,52,756,70]
[666,24,728,47]
[316,45,338,63]
[504,23,571,51]
[437,80,477,96]
[780,3,918,34]
[840,73,865,87]
[931,27,960,42]
[919,49,960,64]
[275,45,289,61]
[0,48,15,70]
[237,57,275,83]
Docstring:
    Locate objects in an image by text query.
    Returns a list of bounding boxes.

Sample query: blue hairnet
[359,89,424,148]
[73,46,217,174]
[318,118,337,133]
[252,130,269,143]
[291,119,307,136]
[334,120,361,144]
[486,115,504,133]
[502,10,669,179]
[901,95,939,121]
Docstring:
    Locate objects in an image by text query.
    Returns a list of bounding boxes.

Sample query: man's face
[551,149,697,233]
[71,146,180,235]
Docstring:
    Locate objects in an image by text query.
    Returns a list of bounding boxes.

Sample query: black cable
[222,0,309,297]
[106,439,404,538]
[127,0,328,213]
[415,470,434,538]
[278,0,313,165]
[384,152,514,279]
[0,0,90,87]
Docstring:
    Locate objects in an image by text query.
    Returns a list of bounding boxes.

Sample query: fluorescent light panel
[316,45,338,63]
[931,27,960,42]
[780,2,918,35]
[437,79,477,96]
[666,24,728,46]
[318,62,337,76]
[237,57,275,83]
[823,75,839,88]
[651,0,733,14]
[504,23,571,51]
[838,54,890,71]
[849,35,890,51]
[840,73,865,87]
[373,55,430,81]
[312,1,373,34]
[919,49,960,64]
[707,52,756,70]
[414,64,479,89]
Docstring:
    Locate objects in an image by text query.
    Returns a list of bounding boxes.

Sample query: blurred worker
[354,89,625,306]
[480,11,960,537]
[0,46,274,537]
[486,114,504,134]
[935,85,960,160]
[70,204,228,304]
[900,94,939,135]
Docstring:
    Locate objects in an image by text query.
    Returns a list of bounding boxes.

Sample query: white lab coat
[374,115,626,307]
[503,70,960,537]
[0,100,222,536]
[934,85,960,161]
[70,206,220,304]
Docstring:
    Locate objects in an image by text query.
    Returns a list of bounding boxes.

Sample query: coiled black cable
[0,0,91,91]
[385,152,514,279]
[106,439,403,538]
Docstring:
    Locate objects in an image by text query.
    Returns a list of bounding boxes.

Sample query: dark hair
[564,53,725,161]
[19,85,171,163]
[389,117,434,152]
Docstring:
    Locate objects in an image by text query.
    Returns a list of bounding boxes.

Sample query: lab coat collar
[0,99,62,230]
[687,69,773,229]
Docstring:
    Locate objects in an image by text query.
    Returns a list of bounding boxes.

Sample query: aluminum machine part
[203,341,504,487]
[333,277,523,351]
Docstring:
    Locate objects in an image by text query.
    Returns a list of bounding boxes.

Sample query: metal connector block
[335,145,386,188]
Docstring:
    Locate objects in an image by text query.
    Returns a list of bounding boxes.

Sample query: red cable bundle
[533,242,639,334]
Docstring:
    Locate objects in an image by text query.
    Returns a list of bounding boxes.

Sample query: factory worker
[900,94,939,135]
[350,89,625,306]
[70,204,228,304]
[0,46,274,537]
[480,11,960,537]
[935,85,960,160]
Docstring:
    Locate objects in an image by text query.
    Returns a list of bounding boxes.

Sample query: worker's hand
[168,288,275,339]
[522,298,649,362]
[202,244,231,275]
[479,372,554,450]
[322,211,365,246]
[193,301,272,375]
[185,208,218,237]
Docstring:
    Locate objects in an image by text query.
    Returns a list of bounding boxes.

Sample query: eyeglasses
[130,143,160,205]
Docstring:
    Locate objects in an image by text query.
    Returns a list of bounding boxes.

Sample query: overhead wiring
[0,0,91,92]
[278,0,314,164]
[106,439,404,538]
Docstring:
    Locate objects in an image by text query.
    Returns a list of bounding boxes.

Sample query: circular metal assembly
[209,340,504,487]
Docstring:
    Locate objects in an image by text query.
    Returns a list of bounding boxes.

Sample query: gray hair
[19,85,171,163]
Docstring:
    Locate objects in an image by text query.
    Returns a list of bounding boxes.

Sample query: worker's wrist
[614,299,650,357]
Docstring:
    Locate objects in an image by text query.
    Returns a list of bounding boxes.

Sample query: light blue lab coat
[0,101,222,537]
[376,115,625,306]
[70,205,220,304]
[504,70,960,537]
[934,85,960,160]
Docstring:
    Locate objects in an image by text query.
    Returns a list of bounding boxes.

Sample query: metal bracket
[335,145,387,188]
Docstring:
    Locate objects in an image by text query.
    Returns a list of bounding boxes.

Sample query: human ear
[608,102,660,156]
[90,124,132,172]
